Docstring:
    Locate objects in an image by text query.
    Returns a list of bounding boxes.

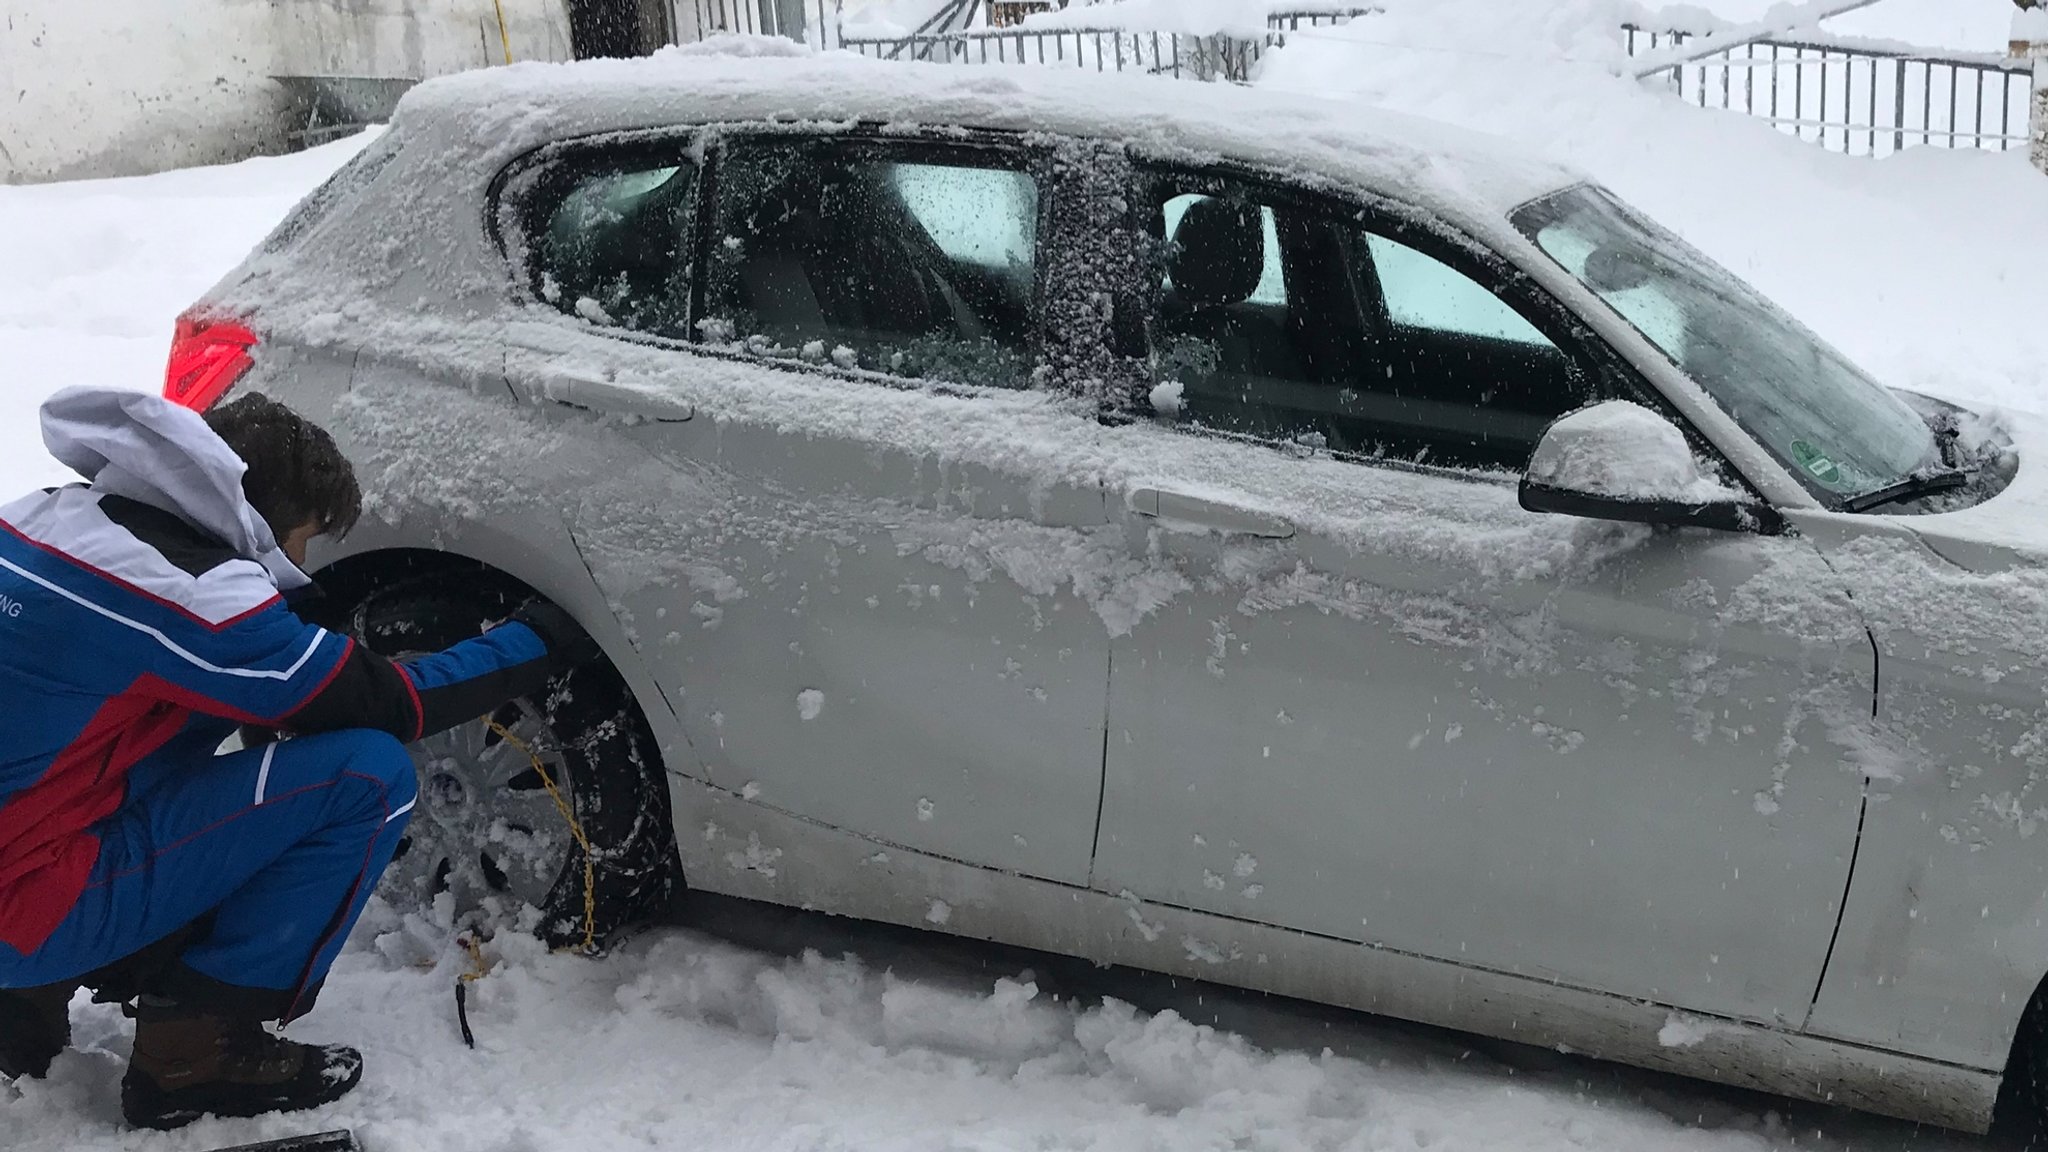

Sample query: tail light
[164,313,258,411]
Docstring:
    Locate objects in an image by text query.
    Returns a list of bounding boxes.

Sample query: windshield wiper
[1843,468,1970,514]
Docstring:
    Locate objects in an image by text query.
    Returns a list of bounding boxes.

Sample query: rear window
[261,129,402,255]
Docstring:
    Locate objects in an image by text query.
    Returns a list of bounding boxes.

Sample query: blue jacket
[0,387,549,956]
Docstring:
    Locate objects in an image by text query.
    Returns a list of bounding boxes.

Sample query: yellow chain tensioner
[484,715,598,954]
[452,716,598,1048]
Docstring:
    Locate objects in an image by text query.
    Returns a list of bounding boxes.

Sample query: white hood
[40,386,312,591]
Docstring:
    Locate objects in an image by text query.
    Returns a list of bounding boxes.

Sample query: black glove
[509,598,601,673]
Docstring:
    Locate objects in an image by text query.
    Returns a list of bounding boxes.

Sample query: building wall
[0,0,575,185]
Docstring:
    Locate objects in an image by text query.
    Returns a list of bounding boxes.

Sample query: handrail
[1624,24,2027,74]
[1625,0,1884,79]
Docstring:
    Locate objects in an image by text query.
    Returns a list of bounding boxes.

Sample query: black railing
[835,8,1372,80]
[1624,25,2032,156]
[841,28,1266,81]
[668,3,1374,80]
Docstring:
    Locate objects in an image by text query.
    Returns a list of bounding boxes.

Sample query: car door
[1092,166,1873,1026]
[493,128,1115,886]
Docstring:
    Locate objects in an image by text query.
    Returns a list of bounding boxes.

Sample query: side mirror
[1520,401,1783,534]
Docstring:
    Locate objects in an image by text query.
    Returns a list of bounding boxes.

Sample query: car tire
[343,577,681,951]
[1994,993,2048,1146]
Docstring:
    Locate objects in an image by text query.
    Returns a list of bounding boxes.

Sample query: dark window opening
[1143,174,1590,473]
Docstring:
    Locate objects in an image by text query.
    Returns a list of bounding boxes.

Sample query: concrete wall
[0,0,575,185]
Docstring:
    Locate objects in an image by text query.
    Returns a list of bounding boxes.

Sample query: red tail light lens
[164,313,258,411]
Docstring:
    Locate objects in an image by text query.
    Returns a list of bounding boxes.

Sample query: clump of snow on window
[797,689,825,721]
[1148,380,1185,419]
[925,899,952,925]
[1526,400,1741,504]
[916,797,936,822]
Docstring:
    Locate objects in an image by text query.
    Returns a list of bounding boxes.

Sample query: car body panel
[1790,508,2048,1071]
[1092,425,1872,1027]
[515,346,1120,884]
[679,766,1999,1131]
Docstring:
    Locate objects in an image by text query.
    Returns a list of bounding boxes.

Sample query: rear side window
[530,154,699,338]
[703,140,1041,390]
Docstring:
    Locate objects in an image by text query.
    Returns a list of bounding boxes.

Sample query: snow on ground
[0,135,376,498]
[3,14,2047,1148]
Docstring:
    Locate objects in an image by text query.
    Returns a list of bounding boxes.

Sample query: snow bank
[2,900,1959,1151]
[1640,0,2019,51]
[1260,2,2048,418]
[0,133,377,496]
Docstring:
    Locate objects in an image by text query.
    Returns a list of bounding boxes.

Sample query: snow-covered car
[164,49,2048,1133]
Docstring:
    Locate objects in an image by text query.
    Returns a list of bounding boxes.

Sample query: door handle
[1128,487,1294,539]
[523,370,696,424]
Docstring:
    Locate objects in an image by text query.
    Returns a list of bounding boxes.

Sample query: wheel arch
[1993,967,2048,1137]
[305,542,695,795]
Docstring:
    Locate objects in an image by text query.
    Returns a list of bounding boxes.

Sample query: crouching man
[0,387,588,1129]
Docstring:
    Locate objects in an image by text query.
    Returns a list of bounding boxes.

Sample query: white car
[164,48,2048,1133]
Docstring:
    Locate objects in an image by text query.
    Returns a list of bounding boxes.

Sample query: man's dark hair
[203,394,363,541]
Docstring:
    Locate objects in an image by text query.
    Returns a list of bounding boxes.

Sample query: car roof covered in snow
[388,38,1582,224]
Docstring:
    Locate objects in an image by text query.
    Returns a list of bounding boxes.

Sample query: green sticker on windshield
[1790,440,1843,486]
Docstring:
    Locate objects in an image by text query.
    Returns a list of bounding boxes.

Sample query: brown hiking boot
[0,983,74,1080]
[120,998,362,1130]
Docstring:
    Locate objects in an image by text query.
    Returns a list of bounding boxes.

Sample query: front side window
[1512,185,1938,503]
[704,141,1041,390]
[1142,172,1587,472]
[530,154,698,338]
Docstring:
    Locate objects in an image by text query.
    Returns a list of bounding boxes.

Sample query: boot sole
[120,1047,363,1131]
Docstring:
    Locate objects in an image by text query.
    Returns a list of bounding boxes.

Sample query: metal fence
[838,27,1262,80]
[677,0,833,42]
[662,6,2028,158]
[1624,26,2033,157]
[671,2,1371,80]
[840,8,1368,80]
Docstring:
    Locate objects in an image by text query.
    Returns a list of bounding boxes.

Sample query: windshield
[1511,186,1937,505]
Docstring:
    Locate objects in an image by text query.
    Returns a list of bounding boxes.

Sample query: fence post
[2035,53,2048,171]
[2018,6,2048,172]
